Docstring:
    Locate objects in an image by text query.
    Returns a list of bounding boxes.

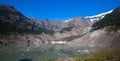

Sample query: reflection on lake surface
[0,44,100,61]
[19,58,32,61]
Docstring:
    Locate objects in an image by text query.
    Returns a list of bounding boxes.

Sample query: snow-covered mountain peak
[85,10,113,22]
[85,10,113,18]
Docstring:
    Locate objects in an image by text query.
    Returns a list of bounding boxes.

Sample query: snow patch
[51,41,67,45]
[85,10,113,18]
[64,18,72,22]
[85,10,113,22]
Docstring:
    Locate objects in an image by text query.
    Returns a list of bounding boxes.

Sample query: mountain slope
[30,16,91,33]
[0,5,55,35]
[0,5,31,34]
[70,6,120,48]
[92,7,120,31]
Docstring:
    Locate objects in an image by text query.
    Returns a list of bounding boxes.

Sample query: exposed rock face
[30,16,91,33]
[70,30,120,48]
[66,16,91,27]
[0,4,34,34]
[29,18,63,31]
[69,7,120,48]
[0,4,91,36]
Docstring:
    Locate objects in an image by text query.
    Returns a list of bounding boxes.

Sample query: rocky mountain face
[70,7,120,48]
[92,7,120,30]
[0,5,56,35]
[29,18,63,31]
[0,4,120,49]
[30,16,91,33]
[0,4,91,48]
[0,5,102,36]
[70,30,120,48]
[0,5,33,34]
[64,16,91,27]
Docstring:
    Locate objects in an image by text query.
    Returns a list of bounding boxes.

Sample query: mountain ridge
[0,4,92,35]
[0,4,120,49]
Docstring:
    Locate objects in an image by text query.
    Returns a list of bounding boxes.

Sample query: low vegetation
[73,47,120,61]
[60,26,74,33]
[0,24,55,35]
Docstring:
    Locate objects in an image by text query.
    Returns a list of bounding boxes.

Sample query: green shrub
[60,26,74,33]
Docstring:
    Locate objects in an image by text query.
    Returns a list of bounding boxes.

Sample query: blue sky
[0,0,120,21]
